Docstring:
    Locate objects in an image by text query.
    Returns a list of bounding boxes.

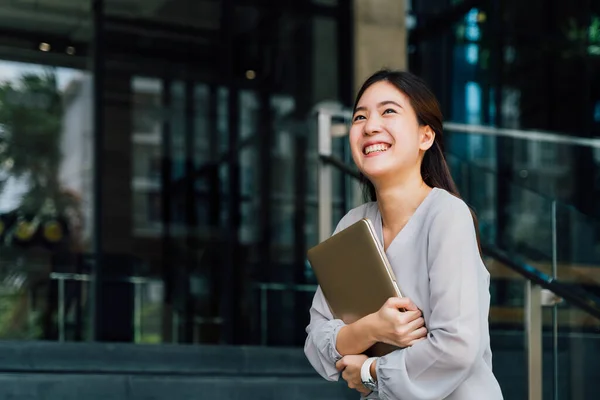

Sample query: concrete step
[0,373,356,399]
[0,341,357,399]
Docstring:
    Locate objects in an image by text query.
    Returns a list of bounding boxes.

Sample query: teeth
[364,143,390,155]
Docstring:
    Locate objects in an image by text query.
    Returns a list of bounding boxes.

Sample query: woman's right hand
[371,297,427,348]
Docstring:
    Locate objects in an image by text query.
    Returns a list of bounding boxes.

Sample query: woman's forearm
[335,313,379,355]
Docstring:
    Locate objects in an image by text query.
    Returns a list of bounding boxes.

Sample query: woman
[304,70,503,400]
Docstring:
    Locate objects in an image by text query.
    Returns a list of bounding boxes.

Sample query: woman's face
[349,80,434,184]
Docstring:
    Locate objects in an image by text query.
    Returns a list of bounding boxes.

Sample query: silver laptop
[307,218,403,356]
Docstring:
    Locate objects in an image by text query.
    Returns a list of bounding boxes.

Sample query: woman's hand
[335,354,371,395]
[372,297,427,348]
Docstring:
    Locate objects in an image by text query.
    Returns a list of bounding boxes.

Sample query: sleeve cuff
[328,320,345,362]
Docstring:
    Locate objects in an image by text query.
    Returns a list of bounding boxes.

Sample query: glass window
[0,60,93,341]
[0,0,350,347]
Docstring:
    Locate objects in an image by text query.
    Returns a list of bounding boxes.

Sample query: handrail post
[260,284,267,346]
[525,281,543,400]
[551,200,559,400]
[134,281,142,343]
[58,276,66,342]
[317,111,333,242]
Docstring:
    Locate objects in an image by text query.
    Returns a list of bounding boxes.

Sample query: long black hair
[354,69,481,251]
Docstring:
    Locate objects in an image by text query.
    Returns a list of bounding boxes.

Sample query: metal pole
[551,200,559,400]
[134,281,142,343]
[525,281,543,400]
[317,111,332,243]
[91,0,105,342]
[172,312,179,344]
[58,277,65,342]
[260,285,267,346]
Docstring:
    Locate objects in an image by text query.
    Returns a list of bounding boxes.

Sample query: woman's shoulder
[425,188,474,226]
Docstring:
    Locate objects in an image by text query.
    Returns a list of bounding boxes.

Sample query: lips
[363,142,391,155]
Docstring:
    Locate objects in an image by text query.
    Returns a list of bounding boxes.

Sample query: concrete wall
[353,0,407,95]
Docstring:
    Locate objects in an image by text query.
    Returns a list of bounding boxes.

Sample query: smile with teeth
[364,143,391,155]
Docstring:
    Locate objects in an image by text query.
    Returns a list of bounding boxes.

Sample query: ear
[419,125,435,151]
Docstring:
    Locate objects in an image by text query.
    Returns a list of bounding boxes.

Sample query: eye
[383,108,397,115]
[353,114,366,122]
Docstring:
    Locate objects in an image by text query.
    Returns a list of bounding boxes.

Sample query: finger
[335,359,346,371]
[385,296,418,311]
[357,386,371,395]
[398,310,422,324]
[342,370,349,381]
[405,315,425,331]
[410,326,428,340]
[404,327,427,346]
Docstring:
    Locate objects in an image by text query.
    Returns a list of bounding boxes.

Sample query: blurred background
[0,0,598,399]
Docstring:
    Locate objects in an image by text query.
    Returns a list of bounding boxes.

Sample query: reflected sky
[0,60,81,91]
[0,60,84,212]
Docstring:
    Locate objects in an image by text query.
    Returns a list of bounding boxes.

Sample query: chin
[359,166,392,181]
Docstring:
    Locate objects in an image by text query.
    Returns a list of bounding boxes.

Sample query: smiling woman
[351,70,459,205]
[304,70,503,400]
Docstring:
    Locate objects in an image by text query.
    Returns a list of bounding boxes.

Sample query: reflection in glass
[0,61,93,340]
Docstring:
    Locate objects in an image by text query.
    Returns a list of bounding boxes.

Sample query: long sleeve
[303,209,362,381]
[376,200,487,400]
[304,285,346,381]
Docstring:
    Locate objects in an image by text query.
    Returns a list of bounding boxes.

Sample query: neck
[373,170,432,234]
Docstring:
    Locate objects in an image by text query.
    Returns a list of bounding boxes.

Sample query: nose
[364,114,383,136]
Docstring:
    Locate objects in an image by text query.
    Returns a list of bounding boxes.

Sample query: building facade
[0,1,599,398]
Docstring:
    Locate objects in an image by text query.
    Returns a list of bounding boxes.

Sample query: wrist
[362,312,381,343]
[370,359,378,381]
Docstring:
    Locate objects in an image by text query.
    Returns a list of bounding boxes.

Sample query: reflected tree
[0,70,82,339]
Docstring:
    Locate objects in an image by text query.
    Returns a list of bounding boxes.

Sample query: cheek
[388,123,420,152]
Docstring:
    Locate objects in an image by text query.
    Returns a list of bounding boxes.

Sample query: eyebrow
[354,100,403,113]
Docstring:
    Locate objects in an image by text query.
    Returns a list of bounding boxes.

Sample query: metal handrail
[483,245,600,320]
[446,150,600,227]
[318,154,361,180]
[49,272,161,343]
[444,122,600,149]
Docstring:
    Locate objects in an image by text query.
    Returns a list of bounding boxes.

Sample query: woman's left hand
[335,354,371,395]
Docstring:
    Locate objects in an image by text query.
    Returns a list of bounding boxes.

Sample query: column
[353,0,407,94]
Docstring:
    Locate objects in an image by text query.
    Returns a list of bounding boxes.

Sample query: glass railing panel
[444,127,598,222]
[484,256,529,399]
[553,200,600,399]
[447,154,533,398]
[447,153,555,272]
[449,147,600,291]
[551,296,600,400]
[449,149,600,400]
[556,202,600,288]
[446,153,498,245]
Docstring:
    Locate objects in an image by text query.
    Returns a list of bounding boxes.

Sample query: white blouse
[304,188,504,400]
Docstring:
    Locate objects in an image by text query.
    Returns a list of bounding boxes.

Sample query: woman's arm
[305,208,427,383]
[304,286,347,381]
[305,288,426,382]
[374,200,488,400]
